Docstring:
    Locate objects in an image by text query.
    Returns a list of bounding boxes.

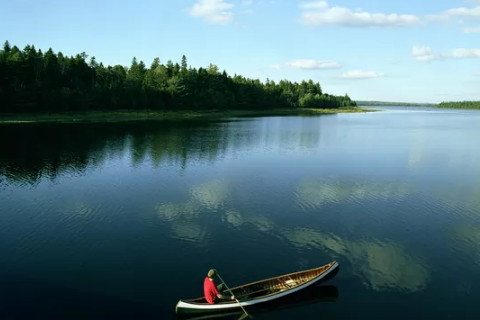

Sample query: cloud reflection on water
[190,180,230,210]
[223,210,275,232]
[222,209,431,292]
[156,203,208,245]
[156,177,430,293]
[295,179,411,210]
[170,221,208,243]
[156,179,231,243]
[156,202,199,221]
[283,228,430,292]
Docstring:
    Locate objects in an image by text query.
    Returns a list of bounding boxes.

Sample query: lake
[1,107,479,319]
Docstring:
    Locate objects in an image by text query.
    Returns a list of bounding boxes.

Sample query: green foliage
[436,101,480,109]
[0,41,357,113]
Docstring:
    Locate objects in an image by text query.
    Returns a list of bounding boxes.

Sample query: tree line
[356,101,433,107]
[0,41,356,113]
[436,101,480,110]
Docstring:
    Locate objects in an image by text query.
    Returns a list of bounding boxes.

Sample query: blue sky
[1,0,480,103]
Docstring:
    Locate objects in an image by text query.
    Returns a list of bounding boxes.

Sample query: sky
[1,0,480,103]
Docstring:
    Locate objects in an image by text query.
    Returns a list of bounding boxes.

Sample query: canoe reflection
[177,285,338,320]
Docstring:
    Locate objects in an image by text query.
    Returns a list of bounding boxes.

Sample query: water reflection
[0,116,330,185]
[0,123,118,184]
[260,117,324,150]
[159,176,430,293]
[170,221,208,244]
[223,210,275,232]
[156,179,231,219]
[156,179,232,244]
[157,177,277,243]
[295,179,410,210]
[283,228,430,292]
[204,191,432,294]
[2,110,480,319]
[156,202,199,221]
[156,201,206,244]
[0,121,231,184]
[190,180,230,210]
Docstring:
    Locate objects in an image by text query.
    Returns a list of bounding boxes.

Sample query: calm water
[1,107,479,319]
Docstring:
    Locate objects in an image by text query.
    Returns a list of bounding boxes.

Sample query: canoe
[175,261,339,316]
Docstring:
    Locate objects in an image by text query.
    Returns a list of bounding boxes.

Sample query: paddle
[216,272,252,319]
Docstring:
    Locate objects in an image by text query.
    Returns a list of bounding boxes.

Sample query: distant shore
[0,107,372,124]
[356,100,480,110]
[356,101,434,107]
[434,101,480,110]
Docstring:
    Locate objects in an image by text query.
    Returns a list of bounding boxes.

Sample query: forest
[435,101,480,109]
[0,41,356,113]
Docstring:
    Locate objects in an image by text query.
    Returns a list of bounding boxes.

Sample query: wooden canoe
[175,261,339,316]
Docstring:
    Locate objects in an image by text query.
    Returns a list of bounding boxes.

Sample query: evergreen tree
[181,55,187,72]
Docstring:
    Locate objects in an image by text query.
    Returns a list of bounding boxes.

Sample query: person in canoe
[204,269,235,304]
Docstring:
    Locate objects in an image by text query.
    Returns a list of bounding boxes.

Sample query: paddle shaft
[216,273,250,318]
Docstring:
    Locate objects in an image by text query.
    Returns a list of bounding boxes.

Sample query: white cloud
[268,63,282,69]
[412,46,440,61]
[339,70,384,79]
[475,72,480,76]
[412,46,480,61]
[299,1,328,10]
[452,48,480,58]
[286,59,342,69]
[463,26,480,33]
[299,1,420,27]
[189,0,234,24]
[426,5,480,34]
[426,2,480,23]
[443,6,480,18]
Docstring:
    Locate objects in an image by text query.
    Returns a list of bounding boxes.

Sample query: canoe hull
[177,285,338,320]
[176,261,339,316]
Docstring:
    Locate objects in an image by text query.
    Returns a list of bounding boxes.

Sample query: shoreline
[0,108,373,124]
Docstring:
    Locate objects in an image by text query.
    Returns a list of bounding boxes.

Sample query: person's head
[207,269,217,279]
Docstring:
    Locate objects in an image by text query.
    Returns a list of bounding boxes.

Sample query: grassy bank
[0,107,371,124]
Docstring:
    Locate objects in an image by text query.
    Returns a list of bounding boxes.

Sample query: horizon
[2,0,480,104]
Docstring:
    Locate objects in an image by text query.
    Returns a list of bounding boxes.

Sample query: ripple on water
[293,179,411,212]
[451,223,480,268]
[59,202,96,216]
[294,180,342,211]
[1,202,53,259]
